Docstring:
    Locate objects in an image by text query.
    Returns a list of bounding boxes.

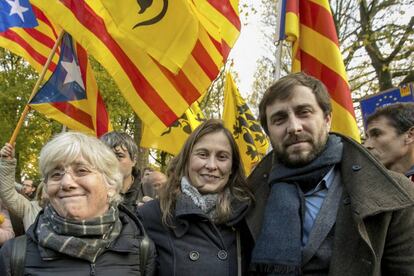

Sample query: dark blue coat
[137,195,252,276]
[0,205,156,276]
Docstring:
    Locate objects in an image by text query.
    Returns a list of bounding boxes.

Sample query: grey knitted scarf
[37,204,122,262]
[180,176,219,218]
[250,134,343,275]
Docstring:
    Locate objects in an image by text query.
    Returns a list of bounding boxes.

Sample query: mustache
[283,134,313,147]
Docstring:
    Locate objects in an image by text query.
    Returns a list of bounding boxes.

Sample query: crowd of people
[0,72,413,275]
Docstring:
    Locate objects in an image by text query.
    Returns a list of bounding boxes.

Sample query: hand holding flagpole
[9,30,65,145]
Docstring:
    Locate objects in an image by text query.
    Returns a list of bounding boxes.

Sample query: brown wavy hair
[159,119,253,226]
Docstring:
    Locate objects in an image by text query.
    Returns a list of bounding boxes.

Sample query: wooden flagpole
[9,30,65,145]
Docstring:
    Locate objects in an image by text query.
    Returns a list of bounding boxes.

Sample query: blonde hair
[39,132,123,204]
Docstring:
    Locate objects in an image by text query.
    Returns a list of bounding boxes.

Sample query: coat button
[352,165,361,171]
[217,250,228,260]
[189,251,199,261]
[343,197,351,205]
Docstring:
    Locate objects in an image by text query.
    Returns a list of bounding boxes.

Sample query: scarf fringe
[249,263,301,275]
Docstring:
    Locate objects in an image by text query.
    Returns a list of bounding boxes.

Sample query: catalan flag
[223,72,269,175]
[140,102,206,155]
[95,0,199,73]
[190,0,241,59]
[0,2,111,136]
[283,0,360,141]
[32,0,241,135]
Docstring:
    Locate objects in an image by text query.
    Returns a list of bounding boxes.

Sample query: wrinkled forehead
[45,155,92,173]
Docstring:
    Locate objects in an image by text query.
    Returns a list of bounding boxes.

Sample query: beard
[273,132,329,168]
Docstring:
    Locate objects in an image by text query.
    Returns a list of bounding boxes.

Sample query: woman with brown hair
[137,119,254,275]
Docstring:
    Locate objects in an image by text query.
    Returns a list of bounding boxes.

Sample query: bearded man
[246,72,414,275]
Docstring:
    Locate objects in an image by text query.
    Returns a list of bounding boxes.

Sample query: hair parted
[159,119,253,226]
[259,72,332,134]
[366,102,414,135]
[39,132,123,204]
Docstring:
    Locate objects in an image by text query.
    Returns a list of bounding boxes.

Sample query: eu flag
[360,83,414,128]
[0,0,37,31]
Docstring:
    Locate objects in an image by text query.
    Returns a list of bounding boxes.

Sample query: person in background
[146,171,167,196]
[0,200,14,247]
[0,143,44,231]
[247,72,414,275]
[100,131,155,211]
[137,119,254,275]
[138,171,167,206]
[141,167,154,182]
[0,132,155,275]
[15,179,36,200]
[365,102,414,181]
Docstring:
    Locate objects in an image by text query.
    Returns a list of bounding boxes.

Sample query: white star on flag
[61,58,85,90]
[6,0,29,21]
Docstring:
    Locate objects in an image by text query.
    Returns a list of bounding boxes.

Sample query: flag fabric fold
[140,101,206,155]
[283,0,360,141]
[223,72,269,175]
[99,0,199,73]
[31,0,240,136]
[0,2,111,136]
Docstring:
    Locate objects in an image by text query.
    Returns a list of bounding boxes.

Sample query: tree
[0,49,62,182]
[253,0,413,132]
[331,0,413,95]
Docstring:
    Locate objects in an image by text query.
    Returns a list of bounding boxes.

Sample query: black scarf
[250,134,343,275]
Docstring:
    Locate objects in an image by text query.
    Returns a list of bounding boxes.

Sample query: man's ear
[405,127,414,145]
[325,113,333,130]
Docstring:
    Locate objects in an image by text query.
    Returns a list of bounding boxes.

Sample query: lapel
[245,152,273,241]
[339,134,414,218]
[302,170,342,265]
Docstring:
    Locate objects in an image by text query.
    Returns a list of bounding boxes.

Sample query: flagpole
[9,30,65,145]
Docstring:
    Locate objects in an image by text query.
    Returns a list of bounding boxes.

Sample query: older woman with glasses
[0,132,155,276]
[137,119,254,275]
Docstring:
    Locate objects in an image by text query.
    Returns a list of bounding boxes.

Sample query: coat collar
[172,193,249,238]
[338,134,414,218]
[246,134,414,240]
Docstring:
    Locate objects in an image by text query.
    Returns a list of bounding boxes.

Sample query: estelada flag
[32,0,240,136]
[0,1,111,136]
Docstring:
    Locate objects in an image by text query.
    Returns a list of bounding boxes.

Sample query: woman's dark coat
[137,194,252,276]
[0,205,155,276]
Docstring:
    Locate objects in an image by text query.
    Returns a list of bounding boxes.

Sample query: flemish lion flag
[283,0,360,141]
[140,102,206,155]
[223,72,269,175]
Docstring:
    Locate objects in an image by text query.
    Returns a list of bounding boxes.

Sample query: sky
[229,1,269,96]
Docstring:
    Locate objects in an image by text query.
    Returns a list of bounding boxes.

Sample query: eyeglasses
[47,165,96,183]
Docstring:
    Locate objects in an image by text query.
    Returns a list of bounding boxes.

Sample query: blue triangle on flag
[31,33,87,104]
[0,0,38,32]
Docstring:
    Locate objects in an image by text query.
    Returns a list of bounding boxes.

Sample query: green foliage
[0,49,61,183]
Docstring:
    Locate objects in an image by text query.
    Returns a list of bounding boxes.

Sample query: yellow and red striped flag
[140,101,206,155]
[0,3,111,136]
[96,0,199,73]
[31,0,241,135]
[283,0,360,141]
[191,0,240,59]
[223,72,269,175]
